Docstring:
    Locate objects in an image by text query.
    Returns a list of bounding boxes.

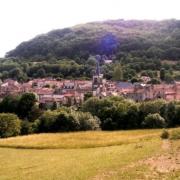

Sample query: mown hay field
[0,129,160,149]
[0,128,179,180]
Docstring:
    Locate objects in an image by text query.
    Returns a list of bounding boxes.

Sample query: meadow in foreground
[0,129,179,180]
[0,129,160,149]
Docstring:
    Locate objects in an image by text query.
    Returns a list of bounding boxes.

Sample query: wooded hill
[0,19,179,82]
[6,19,180,61]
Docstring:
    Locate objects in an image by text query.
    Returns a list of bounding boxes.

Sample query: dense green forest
[1,19,180,81]
[6,19,180,60]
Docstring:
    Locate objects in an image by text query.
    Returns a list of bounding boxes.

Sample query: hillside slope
[6,19,180,61]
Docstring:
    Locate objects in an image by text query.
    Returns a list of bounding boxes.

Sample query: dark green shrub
[21,121,34,135]
[32,119,40,133]
[37,111,59,132]
[37,110,80,132]
[0,113,21,138]
[37,109,100,132]
[102,118,117,130]
[160,129,169,139]
[54,112,80,132]
[0,95,19,114]
[142,113,166,128]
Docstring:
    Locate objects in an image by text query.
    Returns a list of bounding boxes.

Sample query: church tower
[92,55,106,97]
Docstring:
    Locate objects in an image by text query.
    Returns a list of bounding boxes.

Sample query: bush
[37,111,59,132]
[37,109,101,132]
[102,118,117,130]
[76,112,100,130]
[160,129,169,139]
[0,113,21,138]
[21,121,34,135]
[31,119,40,133]
[38,110,80,132]
[170,129,180,140]
[142,113,166,128]
[54,112,80,132]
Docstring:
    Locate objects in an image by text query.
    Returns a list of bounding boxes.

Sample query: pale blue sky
[0,0,179,57]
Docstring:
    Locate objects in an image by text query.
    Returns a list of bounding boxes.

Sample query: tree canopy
[6,19,180,61]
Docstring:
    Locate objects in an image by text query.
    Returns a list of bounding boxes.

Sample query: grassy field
[0,129,179,180]
[0,129,160,149]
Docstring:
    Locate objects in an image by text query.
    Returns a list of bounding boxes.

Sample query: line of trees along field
[0,93,179,138]
[0,19,180,82]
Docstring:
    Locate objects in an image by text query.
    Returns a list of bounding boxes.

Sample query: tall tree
[17,93,37,119]
[113,63,123,81]
[160,68,166,81]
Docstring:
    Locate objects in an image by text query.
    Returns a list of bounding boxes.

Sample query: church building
[92,56,107,97]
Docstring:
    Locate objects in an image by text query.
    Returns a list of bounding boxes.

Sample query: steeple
[92,55,107,97]
[95,55,101,76]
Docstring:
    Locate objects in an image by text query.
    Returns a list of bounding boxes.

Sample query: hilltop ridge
[6,19,180,61]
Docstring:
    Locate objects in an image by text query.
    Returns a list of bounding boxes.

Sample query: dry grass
[108,140,180,180]
[0,129,161,149]
[0,128,179,179]
[170,129,180,140]
[0,137,161,180]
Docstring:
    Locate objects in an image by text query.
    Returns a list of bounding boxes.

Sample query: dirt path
[144,140,180,173]
[92,140,180,180]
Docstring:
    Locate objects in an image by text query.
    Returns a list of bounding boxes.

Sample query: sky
[0,0,179,57]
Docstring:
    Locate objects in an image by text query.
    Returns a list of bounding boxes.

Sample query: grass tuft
[170,129,180,140]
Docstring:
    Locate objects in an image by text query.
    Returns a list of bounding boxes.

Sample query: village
[0,67,180,108]
[0,6,180,179]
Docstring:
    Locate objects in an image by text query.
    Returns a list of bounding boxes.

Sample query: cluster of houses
[0,79,91,107]
[118,81,180,101]
[92,70,180,101]
[0,75,179,108]
[0,58,179,106]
